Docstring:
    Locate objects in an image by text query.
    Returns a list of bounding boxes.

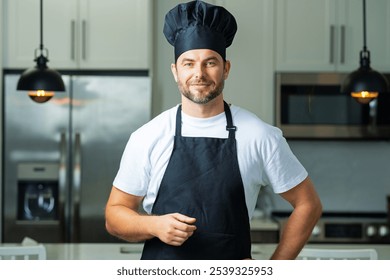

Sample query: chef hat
[163,0,237,62]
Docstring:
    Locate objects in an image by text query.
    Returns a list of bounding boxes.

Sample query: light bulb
[28,90,55,103]
[351,91,378,104]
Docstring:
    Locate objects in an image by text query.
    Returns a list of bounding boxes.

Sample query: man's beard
[178,79,225,105]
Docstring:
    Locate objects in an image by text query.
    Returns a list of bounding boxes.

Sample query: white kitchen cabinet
[3,0,151,70]
[275,0,390,72]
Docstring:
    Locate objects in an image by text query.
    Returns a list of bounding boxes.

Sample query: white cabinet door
[3,0,150,70]
[77,0,150,69]
[3,0,41,68]
[368,0,390,72]
[275,0,390,72]
[275,0,336,71]
[44,0,79,69]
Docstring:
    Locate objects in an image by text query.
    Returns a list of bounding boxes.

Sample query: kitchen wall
[267,140,390,213]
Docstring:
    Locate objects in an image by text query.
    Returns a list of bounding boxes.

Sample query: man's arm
[270,177,322,260]
[105,186,197,246]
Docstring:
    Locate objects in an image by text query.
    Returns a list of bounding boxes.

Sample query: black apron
[141,102,252,260]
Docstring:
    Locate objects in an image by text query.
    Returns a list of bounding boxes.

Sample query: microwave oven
[275,73,390,139]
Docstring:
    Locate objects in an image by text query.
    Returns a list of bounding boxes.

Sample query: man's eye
[206,61,216,66]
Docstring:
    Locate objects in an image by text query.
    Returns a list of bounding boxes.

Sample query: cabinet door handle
[71,20,76,61]
[330,25,335,64]
[82,20,87,60]
[340,25,346,64]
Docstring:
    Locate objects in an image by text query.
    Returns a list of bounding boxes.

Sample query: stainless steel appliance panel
[275,73,390,139]
[71,76,151,242]
[3,74,71,243]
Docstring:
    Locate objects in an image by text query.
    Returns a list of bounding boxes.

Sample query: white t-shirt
[113,104,308,219]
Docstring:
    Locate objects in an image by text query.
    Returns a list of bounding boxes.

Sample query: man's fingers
[155,213,198,246]
[172,213,196,224]
[171,213,197,232]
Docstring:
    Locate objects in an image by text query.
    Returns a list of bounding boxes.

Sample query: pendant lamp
[341,0,389,104]
[17,0,65,103]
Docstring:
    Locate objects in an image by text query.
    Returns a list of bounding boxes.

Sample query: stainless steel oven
[275,73,390,139]
[275,212,390,244]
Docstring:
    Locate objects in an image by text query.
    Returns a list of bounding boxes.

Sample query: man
[105,0,322,260]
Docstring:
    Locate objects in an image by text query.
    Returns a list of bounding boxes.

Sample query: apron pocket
[183,231,238,260]
[141,232,243,260]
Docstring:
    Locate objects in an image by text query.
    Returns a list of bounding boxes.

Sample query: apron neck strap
[175,105,182,136]
[224,101,236,139]
[175,101,236,139]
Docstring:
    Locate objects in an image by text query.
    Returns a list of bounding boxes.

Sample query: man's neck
[181,96,225,118]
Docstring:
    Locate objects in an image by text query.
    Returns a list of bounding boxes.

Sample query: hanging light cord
[39,0,44,53]
[35,0,48,68]
[360,0,370,67]
[362,0,367,53]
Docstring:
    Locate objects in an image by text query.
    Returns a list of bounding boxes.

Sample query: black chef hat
[163,0,237,62]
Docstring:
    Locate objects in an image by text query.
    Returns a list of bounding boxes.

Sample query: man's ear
[224,60,231,80]
[171,63,178,82]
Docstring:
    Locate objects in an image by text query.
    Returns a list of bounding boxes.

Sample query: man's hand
[152,213,197,246]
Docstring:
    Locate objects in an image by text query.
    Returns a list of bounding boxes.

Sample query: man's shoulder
[231,105,282,137]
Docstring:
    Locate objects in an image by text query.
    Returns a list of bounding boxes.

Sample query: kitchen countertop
[250,217,279,231]
[1,242,389,259]
[35,243,390,260]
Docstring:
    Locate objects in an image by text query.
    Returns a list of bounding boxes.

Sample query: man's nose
[194,64,205,79]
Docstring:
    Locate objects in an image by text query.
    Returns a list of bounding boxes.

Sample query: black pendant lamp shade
[341,0,389,104]
[342,51,389,104]
[17,0,65,103]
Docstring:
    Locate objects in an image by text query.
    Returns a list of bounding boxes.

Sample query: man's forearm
[105,206,157,242]
[270,202,322,260]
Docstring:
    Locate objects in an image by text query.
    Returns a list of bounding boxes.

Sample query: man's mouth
[190,83,211,86]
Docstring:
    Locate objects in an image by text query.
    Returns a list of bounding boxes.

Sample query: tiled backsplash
[263,140,390,213]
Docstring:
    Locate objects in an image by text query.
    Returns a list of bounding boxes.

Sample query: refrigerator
[2,73,151,243]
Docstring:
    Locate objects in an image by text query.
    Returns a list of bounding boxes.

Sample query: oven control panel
[308,221,390,243]
[365,224,390,239]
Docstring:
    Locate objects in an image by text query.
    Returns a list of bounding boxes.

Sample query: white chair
[0,244,47,260]
[297,248,378,260]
